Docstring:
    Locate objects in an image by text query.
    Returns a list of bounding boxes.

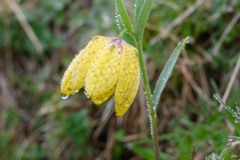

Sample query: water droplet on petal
[61,94,69,99]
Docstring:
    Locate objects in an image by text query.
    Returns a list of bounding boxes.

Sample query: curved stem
[137,41,160,160]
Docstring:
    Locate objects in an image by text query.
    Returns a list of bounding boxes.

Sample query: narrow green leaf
[134,0,145,24]
[119,30,138,48]
[115,0,134,33]
[134,0,153,42]
[153,37,190,109]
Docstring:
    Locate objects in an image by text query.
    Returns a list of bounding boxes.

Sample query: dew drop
[208,153,219,159]
[147,106,153,136]
[236,103,240,114]
[213,93,221,101]
[162,77,167,82]
[230,155,237,158]
[228,136,233,142]
[61,94,69,99]
[233,112,237,117]
[234,119,239,124]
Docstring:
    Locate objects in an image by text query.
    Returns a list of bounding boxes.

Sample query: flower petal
[61,36,110,95]
[115,43,140,116]
[85,42,121,105]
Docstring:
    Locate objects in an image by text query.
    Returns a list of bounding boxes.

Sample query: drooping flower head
[61,35,140,116]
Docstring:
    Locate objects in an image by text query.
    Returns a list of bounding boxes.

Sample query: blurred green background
[0,0,239,159]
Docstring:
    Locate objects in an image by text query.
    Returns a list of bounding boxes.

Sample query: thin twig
[180,63,214,107]
[219,55,240,111]
[16,129,40,160]
[213,13,240,56]
[5,0,43,55]
[150,0,205,45]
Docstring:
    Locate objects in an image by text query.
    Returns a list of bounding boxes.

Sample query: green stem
[137,41,160,160]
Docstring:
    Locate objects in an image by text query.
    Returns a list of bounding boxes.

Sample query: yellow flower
[61,35,140,116]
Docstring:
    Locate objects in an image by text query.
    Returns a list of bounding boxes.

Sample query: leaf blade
[153,37,190,109]
[115,0,134,33]
[134,0,145,24]
[134,0,153,42]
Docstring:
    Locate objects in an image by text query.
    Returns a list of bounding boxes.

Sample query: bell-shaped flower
[61,35,140,116]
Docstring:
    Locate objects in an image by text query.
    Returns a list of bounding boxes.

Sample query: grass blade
[153,37,190,109]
